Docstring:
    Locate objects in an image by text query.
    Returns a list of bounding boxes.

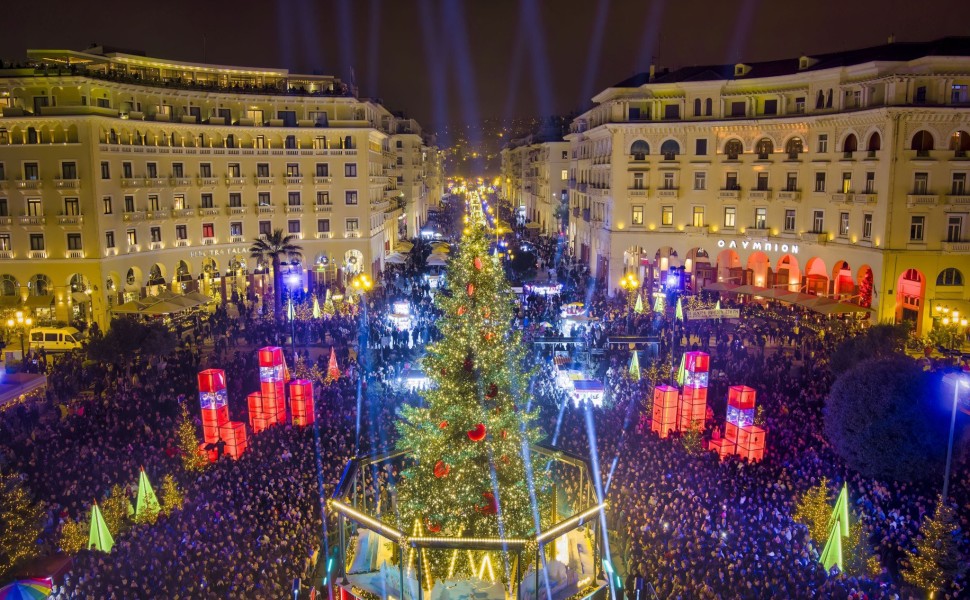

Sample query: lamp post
[941,372,969,505]
[350,273,372,454]
[6,310,33,361]
[619,273,639,310]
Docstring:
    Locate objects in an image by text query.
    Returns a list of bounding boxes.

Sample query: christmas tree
[793,476,831,543]
[102,484,133,536]
[633,293,644,314]
[177,405,209,472]
[325,347,341,383]
[135,468,161,523]
[395,219,548,582]
[58,513,88,554]
[0,473,44,578]
[675,297,684,321]
[628,350,641,380]
[160,474,184,515]
[903,498,962,597]
[87,502,114,553]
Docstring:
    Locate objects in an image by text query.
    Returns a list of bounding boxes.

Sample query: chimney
[888,33,896,44]
[649,64,656,82]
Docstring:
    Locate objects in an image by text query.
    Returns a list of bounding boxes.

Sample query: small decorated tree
[177,405,208,473]
[903,499,962,597]
[793,477,832,543]
[325,347,341,383]
[681,420,703,454]
[58,514,88,554]
[628,350,641,380]
[0,473,44,578]
[102,484,133,536]
[160,474,184,516]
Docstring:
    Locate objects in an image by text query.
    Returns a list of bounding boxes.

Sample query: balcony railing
[16,179,42,190]
[149,242,163,251]
[776,190,800,202]
[316,231,333,239]
[173,208,195,218]
[800,232,828,243]
[57,215,83,225]
[906,194,939,208]
[718,189,741,200]
[853,193,877,205]
[0,217,10,226]
[54,178,81,189]
[227,206,248,215]
[830,192,853,203]
[198,207,221,216]
[657,188,679,199]
[345,231,361,238]
[257,205,276,214]
[285,176,304,184]
[314,204,333,213]
[147,178,168,187]
[944,194,970,207]
[197,177,220,186]
[121,178,146,188]
[255,176,276,185]
[0,250,12,259]
[148,209,170,220]
[313,176,333,184]
[170,177,192,187]
[226,176,247,186]
[941,241,970,253]
[202,238,216,245]
[285,205,304,213]
[748,189,771,201]
[28,250,47,259]
[19,216,46,226]
[229,235,245,244]
[685,225,709,235]
[175,239,190,247]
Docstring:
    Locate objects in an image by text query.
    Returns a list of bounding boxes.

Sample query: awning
[396,241,414,252]
[71,291,90,302]
[24,295,55,309]
[525,222,541,229]
[816,302,874,315]
[183,291,212,305]
[384,253,407,265]
[426,255,448,267]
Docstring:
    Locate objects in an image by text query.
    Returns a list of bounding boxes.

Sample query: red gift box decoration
[258,346,284,367]
[289,379,315,427]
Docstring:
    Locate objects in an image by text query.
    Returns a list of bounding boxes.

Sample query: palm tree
[249,229,303,319]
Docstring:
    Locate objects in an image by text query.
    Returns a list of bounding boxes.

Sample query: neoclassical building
[501,135,569,235]
[0,45,442,327]
[561,36,970,334]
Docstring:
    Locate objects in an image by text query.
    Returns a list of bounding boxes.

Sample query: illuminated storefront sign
[189,245,249,258]
[716,239,798,254]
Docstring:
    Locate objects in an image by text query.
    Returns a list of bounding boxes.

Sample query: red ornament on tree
[457,305,467,316]
[500,429,508,440]
[463,357,474,372]
[483,308,491,319]
[467,423,487,442]
[486,383,498,399]
[433,460,451,478]
[484,331,495,342]
[467,283,475,297]
[501,454,510,466]
[438,420,449,429]
[477,491,498,514]
[474,256,483,271]
[425,517,442,533]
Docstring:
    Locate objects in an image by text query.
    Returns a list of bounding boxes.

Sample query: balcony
[123,211,146,222]
[941,241,970,253]
[657,188,679,199]
[147,178,168,187]
[170,177,192,187]
[800,232,828,244]
[226,206,248,215]
[628,188,648,197]
[316,231,334,239]
[314,204,333,213]
[105,248,118,256]
[149,242,163,251]
[175,239,190,247]
[121,178,146,188]
[685,225,709,235]
[198,207,221,216]
[285,205,304,214]
[16,179,42,190]
[345,231,361,238]
[18,216,46,226]
[173,208,195,218]
[148,209,170,220]
[255,176,276,185]
[313,176,334,185]
[285,176,304,185]
[853,193,877,205]
[257,205,276,214]
[0,217,10,226]
[226,176,247,186]
[197,177,220,187]
[748,189,771,202]
[830,192,853,204]
[0,250,12,259]
[718,189,741,200]
[57,215,83,225]
[202,238,216,245]
[227,235,243,244]
[776,190,800,202]
[28,250,47,259]
[54,178,81,190]
[906,194,939,209]
[943,194,970,209]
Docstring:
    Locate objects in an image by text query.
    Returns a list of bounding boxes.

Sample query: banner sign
[686,308,740,320]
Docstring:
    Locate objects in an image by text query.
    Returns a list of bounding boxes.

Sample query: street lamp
[619,273,639,308]
[350,272,372,456]
[941,372,969,505]
[6,310,33,361]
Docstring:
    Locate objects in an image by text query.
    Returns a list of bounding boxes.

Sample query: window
[313,136,327,149]
[124,196,135,213]
[632,206,643,225]
[67,233,82,250]
[0,163,4,180]
[660,140,680,160]
[755,138,773,159]
[839,212,849,237]
[693,172,706,190]
[120,162,131,179]
[812,210,824,233]
[146,195,159,211]
[730,101,745,117]
[661,206,673,226]
[630,140,649,159]
[0,234,9,251]
[915,86,927,104]
[284,135,296,149]
[692,207,705,227]
[317,191,331,206]
[258,221,271,236]
[786,173,798,191]
[202,223,215,238]
[862,213,872,239]
[723,206,736,228]
[346,218,359,233]
[909,216,925,241]
[147,163,157,178]
[101,161,110,179]
[24,162,39,180]
[0,198,6,217]
[258,192,271,206]
[914,172,929,194]
[288,220,301,234]
[633,173,645,190]
[105,231,115,248]
[176,225,187,240]
[952,84,969,104]
[725,172,739,190]
[841,172,852,194]
[345,191,358,205]
[316,163,330,177]
[785,137,804,159]
[229,193,242,208]
[864,172,875,194]
[561,169,568,180]
[814,172,826,192]
[952,173,967,195]
[724,139,743,159]
[754,207,767,229]
[150,227,162,243]
[201,193,214,208]
[662,172,675,189]
[785,209,797,232]
[817,134,828,153]
[256,163,270,177]
[288,192,301,206]
[705,98,713,116]
[173,194,187,210]
[345,163,357,177]
[172,163,184,178]
[763,99,777,115]
[937,268,964,286]
[663,104,680,119]
[230,222,243,237]
[286,163,300,177]
[795,97,805,113]
[64,197,80,215]
[317,219,331,233]
[126,229,137,246]
[947,215,964,242]
[695,139,707,156]
[255,135,266,149]
[756,173,769,191]
[228,163,241,177]
[26,198,41,216]
[200,163,212,177]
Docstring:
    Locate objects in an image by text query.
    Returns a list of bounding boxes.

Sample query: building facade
[0,46,441,327]
[501,135,569,235]
[562,37,970,335]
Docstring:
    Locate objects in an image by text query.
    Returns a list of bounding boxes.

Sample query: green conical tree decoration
[88,502,114,553]
[633,293,644,314]
[675,297,684,322]
[676,354,686,386]
[313,295,321,319]
[135,468,161,522]
[653,294,665,314]
[820,520,843,572]
[629,351,641,380]
[831,484,850,538]
[715,299,721,311]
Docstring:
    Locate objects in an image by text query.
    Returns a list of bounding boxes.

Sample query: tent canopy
[384,253,407,264]
[111,291,210,316]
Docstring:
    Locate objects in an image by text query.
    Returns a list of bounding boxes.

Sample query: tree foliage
[0,473,44,578]
[178,405,209,473]
[160,474,184,516]
[58,514,88,554]
[249,229,303,320]
[824,357,947,482]
[829,323,909,375]
[793,477,832,544]
[86,318,176,365]
[903,499,964,596]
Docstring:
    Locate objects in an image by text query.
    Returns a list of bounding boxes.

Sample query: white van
[28,327,83,352]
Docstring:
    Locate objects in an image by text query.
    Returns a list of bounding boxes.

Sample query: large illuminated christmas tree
[396,218,548,581]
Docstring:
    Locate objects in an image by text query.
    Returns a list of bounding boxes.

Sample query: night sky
[3,0,969,134]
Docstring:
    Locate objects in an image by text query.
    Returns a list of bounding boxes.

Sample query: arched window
[69,273,88,293]
[0,274,19,297]
[724,138,743,160]
[785,137,804,159]
[842,133,858,157]
[826,89,833,108]
[911,130,934,154]
[29,274,52,296]
[755,138,774,159]
[148,264,165,285]
[705,98,713,116]
[177,260,191,281]
[693,98,701,116]
[630,140,650,160]
[125,268,136,286]
[949,131,970,156]
[660,140,680,160]
[937,268,964,286]
[867,132,881,154]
